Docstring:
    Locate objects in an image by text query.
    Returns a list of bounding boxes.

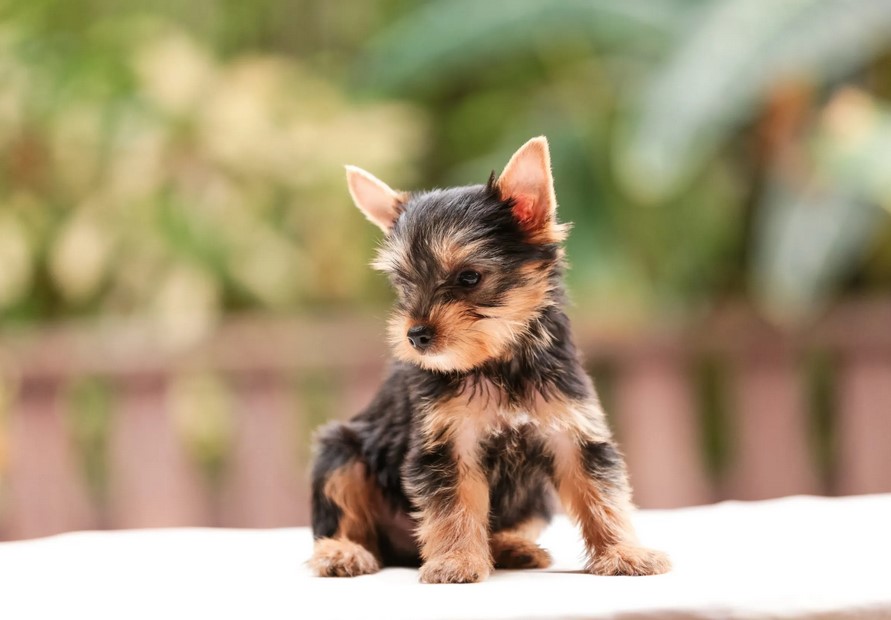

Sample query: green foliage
[0,18,425,338]
[618,0,891,200]
[1,0,890,330]
[612,0,891,320]
[169,372,234,487]
[362,0,891,323]
[359,0,688,96]
[67,379,113,504]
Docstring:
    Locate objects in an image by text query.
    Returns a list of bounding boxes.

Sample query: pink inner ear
[496,138,556,235]
[511,193,539,226]
[345,165,402,233]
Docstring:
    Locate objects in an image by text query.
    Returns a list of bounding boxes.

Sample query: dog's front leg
[405,414,491,584]
[546,401,671,576]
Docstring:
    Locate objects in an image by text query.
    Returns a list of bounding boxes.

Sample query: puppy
[308,137,670,583]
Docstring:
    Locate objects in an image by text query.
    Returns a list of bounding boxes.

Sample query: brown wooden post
[219,373,308,527]
[836,352,891,495]
[107,375,211,528]
[726,351,820,500]
[613,347,712,508]
[4,378,97,539]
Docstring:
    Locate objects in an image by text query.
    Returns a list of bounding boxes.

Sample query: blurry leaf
[67,379,112,505]
[151,265,221,347]
[814,88,891,214]
[49,209,113,303]
[619,0,891,202]
[360,0,689,95]
[696,357,732,480]
[804,350,836,483]
[227,224,303,308]
[751,176,884,322]
[169,372,234,486]
[751,87,891,322]
[0,19,426,322]
[133,29,217,116]
[0,212,33,309]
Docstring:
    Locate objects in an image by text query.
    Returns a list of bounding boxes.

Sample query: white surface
[2,495,890,620]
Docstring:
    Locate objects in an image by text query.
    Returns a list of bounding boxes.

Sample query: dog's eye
[456,270,481,287]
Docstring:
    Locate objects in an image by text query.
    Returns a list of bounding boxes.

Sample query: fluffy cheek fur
[387,265,553,373]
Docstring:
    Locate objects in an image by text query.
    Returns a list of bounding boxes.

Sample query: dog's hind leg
[491,516,553,570]
[309,423,381,577]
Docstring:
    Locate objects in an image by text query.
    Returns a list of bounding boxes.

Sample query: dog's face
[346,137,568,372]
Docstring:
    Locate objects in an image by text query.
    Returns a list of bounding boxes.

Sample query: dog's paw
[589,544,671,576]
[308,538,380,577]
[419,552,491,584]
[492,536,552,570]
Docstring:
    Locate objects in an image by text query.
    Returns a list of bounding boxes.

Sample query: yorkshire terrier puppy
[308,137,670,583]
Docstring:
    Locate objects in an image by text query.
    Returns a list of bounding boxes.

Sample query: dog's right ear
[345,165,404,234]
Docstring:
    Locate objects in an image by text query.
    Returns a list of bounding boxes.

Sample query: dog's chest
[481,422,548,472]
[456,379,551,474]
[459,374,559,432]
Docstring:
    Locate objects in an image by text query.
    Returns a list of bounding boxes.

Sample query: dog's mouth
[395,335,471,372]
[411,351,474,373]
[389,308,516,373]
[398,332,503,373]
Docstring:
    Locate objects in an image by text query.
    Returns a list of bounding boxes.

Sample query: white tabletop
[2,494,890,619]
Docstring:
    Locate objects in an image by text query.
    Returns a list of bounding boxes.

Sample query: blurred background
[1,0,890,540]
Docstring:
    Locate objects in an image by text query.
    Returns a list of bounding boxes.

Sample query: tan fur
[388,262,557,373]
[413,391,558,578]
[532,395,611,439]
[474,262,556,342]
[308,538,380,577]
[415,466,490,561]
[323,461,379,551]
[371,241,409,273]
[551,429,635,551]
[415,473,492,583]
[416,383,552,575]
[309,461,382,577]
[491,517,552,569]
[590,543,672,576]
[505,515,549,540]
[418,389,493,449]
[418,548,492,584]
[432,237,488,273]
[387,305,491,372]
[413,398,493,584]
[532,221,570,245]
[548,420,671,576]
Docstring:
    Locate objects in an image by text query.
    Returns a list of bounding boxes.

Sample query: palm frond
[618,0,891,202]
[359,0,690,95]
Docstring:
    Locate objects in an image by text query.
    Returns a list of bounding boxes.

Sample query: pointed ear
[495,136,560,238]
[345,165,404,233]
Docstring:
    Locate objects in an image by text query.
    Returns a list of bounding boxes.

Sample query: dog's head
[346,137,568,373]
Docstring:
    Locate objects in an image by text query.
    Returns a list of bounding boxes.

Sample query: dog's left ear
[345,165,404,234]
[495,136,559,238]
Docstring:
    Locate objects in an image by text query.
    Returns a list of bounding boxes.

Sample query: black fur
[482,427,554,533]
[579,440,625,487]
[310,424,363,540]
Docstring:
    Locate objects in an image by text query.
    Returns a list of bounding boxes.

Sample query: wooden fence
[0,299,889,541]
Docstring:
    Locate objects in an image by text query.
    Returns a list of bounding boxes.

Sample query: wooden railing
[1,299,889,541]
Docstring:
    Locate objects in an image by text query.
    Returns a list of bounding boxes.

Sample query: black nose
[407,325,434,351]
